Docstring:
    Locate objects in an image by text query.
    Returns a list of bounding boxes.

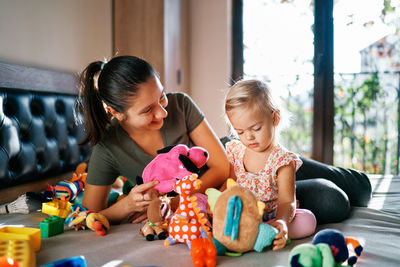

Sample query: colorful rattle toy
[46,163,87,202]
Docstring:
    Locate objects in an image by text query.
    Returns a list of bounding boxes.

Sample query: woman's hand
[269,219,288,251]
[130,211,148,224]
[127,180,159,217]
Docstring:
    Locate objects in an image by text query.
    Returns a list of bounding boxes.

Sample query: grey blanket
[1,175,400,266]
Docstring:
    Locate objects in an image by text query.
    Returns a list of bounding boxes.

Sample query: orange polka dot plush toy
[164,174,211,249]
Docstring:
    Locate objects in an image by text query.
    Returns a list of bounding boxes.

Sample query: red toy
[191,237,217,267]
[0,256,20,267]
[142,144,209,194]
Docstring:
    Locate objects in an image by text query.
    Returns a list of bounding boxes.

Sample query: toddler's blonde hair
[225,79,279,116]
[224,79,282,138]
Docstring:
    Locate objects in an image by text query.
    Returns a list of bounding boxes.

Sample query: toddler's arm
[271,161,297,250]
[219,163,237,191]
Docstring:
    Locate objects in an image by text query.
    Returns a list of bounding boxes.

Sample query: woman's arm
[189,119,230,193]
[82,181,159,224]
[82,184,111,212]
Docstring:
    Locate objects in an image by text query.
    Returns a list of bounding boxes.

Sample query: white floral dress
[226,140,302,213]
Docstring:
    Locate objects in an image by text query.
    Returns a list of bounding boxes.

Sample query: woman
[79,56,230,224]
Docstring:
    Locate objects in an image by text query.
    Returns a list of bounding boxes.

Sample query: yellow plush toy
[66,206,110,236]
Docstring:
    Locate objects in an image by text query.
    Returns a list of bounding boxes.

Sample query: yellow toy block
[0,239,36,267]
[0,227,41,252]
[42,199,71,218]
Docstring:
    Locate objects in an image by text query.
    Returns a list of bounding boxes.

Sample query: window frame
[232,0,334,164]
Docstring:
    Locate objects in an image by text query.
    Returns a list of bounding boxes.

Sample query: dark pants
[219,137,372,224]
[296,156,372,224]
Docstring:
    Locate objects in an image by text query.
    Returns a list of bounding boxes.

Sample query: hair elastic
[101,61,107,70]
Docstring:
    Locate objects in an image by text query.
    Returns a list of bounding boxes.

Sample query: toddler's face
[227,105,278,154]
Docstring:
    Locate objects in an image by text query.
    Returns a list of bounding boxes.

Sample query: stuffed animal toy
[288,228,363,267]
[164,174,211,248]
[46,162,87,202]
[312,229,363,266]
[206,179,278,255]
[140,195,175,241]
[289,243,336,267]
[345,237,363,266]
[141,144,209,194]
[66,205,110,236]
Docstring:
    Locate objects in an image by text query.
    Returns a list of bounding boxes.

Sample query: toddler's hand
[269,219,288,251]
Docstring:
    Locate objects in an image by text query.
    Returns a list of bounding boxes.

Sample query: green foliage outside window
[334,73,398,174]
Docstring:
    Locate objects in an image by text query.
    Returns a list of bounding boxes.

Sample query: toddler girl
[224,79,316,250]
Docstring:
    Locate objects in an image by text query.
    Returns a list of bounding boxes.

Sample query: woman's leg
[297,157,372,207]
[296,179,351,224]
[288,209,317,239]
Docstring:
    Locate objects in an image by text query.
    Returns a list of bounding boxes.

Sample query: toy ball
[312,228,348,263]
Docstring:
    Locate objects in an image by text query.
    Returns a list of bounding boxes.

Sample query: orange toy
[164,174,210,248]
[191,237,217,267]
[0,256,20,267]
[0,239,35,267]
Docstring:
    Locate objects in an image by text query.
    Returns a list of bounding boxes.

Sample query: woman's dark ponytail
[78,56,157,146]
[78,61,111,146]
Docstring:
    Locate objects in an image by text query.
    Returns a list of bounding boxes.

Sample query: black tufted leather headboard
[0,63,91,189]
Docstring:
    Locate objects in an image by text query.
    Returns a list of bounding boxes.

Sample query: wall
[113,0,165,84]
[189,0,232,137]
[0,0,112,74]
[0,0,230,137]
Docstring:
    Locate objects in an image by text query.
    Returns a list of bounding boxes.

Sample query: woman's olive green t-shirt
[86,92,205,186]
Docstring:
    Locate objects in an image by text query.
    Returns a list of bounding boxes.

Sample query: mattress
[1,175,399,266]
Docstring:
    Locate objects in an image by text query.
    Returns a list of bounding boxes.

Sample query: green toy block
[40,216,65,238]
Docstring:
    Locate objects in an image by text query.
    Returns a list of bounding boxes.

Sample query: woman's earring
[106,106,122,121]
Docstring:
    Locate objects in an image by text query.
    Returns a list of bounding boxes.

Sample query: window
[235,0,400,174]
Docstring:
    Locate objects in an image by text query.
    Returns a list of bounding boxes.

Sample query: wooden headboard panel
[0,62,78,94]
[0,62,91,203]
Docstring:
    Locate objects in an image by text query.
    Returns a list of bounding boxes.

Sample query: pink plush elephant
[141,144,209,194]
